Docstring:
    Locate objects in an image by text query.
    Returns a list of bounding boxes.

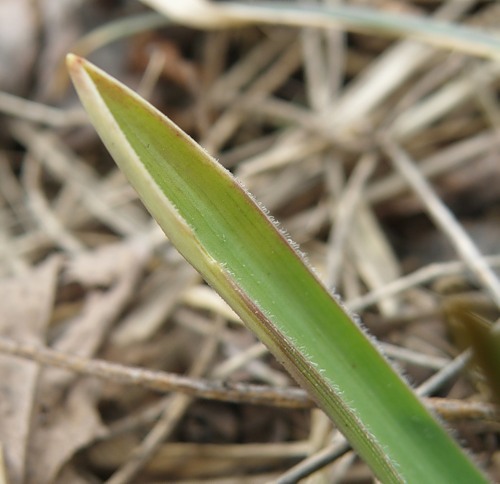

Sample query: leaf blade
[67,54,488,484]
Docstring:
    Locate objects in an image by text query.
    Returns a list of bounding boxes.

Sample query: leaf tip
[66,54,96,85]
[66,53,83,72]
[66,54,98,100]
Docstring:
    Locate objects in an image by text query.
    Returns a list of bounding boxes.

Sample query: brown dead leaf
[111,262,198,346]
[0,256,62,484]
[21,243,146,483]
[25,379,105,484]
[38,242,147,406]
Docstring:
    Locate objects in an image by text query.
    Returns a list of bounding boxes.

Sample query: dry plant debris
[0,1,499,482]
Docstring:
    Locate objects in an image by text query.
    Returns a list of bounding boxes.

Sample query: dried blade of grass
[209,31,297,104]
[380,343,449,371]
[71,12,168,58]
[111,263,199,346]
[0,91,85,127]
[174,307,290,387]
[368,130,500,204]
[209,341,268,380]
[105,316,225,484]
[0,157,31,275]
[9,122,143,237]
[0,335,311,408]
[0,257,61,484]
[381,136,500,309]
[22,156,84,254]
[325,154,377,287]
[295,1,473,129]
[391,61,500,140]
[1,336,497,418]
[90,440,312,478]
[181,285,241,322]
[348,200,402,316]
[416,350,472,398]
[301,23,344,111]
[202,38,303,153]
[212,2,476,187]
[47,12,169,98]
[348,255,500,312]
[276,437,351,484]
[143,0,500,59]
[37,244,145,411]
[237,130,326,178]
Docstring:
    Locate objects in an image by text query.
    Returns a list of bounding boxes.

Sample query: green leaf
[67,54,488,483]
